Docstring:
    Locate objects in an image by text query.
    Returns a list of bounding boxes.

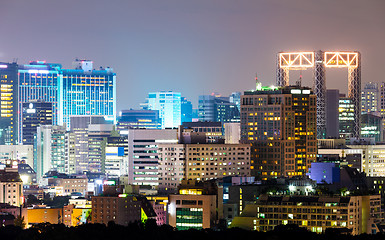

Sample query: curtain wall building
[143,91,181,129]
[16,60,116,143]
[0,62,18,145]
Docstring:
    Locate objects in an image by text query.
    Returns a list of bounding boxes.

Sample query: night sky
[1,0,384,111]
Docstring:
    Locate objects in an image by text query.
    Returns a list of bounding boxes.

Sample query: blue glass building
[17,60,116,141]
[61,60,116,129]
[18,61,61,143]
[144,91,181,128]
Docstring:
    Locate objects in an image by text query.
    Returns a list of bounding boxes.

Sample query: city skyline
[1,0,384,112]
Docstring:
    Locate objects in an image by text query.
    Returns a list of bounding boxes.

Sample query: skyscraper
[18,61,61,143]
[144,91,181,128]
[339,96,355,139]
[0,62,18,145]
[34,125,67,181]
[362,82,379,114]
[181,97,193,124]
[326,89,340,138]
[61,59,116,129]
[241,85,317,179]
[22,100,53,145]
[17,59,116,140]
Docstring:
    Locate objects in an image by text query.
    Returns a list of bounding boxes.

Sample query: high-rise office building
[34,125,67,181]
[124,128,178,187]
[326,89,340,138]
[22,100,53,145]
[18,60,116,139]
[18,62,61,143]
[339,96,355,139]
[68,116,112,175]
[362,82,379,114]
[61,59,116,129]
[181,97,193,124]
[198,94,239,123]
[87,124,114,174]
[0,62,18,145]
[144,91,181,128]
[241,86,317,179]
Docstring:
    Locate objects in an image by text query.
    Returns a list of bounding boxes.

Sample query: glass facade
[22,101,53,145]
[339,98,355,138]
[175,208,203,230]
[62,69,116,130]
[18,63,61,143]
[145,91,181,129]
[0,62,18,145]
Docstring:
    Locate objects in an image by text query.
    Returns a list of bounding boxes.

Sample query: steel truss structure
[276,51,361,139]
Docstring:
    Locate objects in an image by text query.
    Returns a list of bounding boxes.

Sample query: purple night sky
[1,0,384,111]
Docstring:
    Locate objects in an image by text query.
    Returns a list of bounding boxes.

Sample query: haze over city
[1,0,384,111]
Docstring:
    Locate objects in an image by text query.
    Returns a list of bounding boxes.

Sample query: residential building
[231,194,382,235]
[185,144,250,181]
[0,167,23,207]
[91,194,156,226]
[240,86,317,179]
[157,143,185,194]
[26,208,63,227]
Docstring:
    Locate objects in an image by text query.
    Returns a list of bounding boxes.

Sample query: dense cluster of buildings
[2,56,385,235]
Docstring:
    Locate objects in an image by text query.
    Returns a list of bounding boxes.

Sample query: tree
[14,215,26,229]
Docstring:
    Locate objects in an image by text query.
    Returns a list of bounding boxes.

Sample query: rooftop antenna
[296,70,302,87]
[255,73,262,90]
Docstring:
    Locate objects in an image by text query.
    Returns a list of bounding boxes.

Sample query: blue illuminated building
[307,162,340,184]
[61,59,116,129]
[17,60,116,141]
[181,97,193,123]
[18,61,61,143]
[143,91,181,128]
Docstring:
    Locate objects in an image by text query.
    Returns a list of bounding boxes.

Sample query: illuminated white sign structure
[277,51,361,139]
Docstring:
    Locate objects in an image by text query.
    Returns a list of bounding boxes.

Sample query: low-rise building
[0,167,23,207]
[231,194,382,235]
[91,194,156,226]
[167,180,223,230]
